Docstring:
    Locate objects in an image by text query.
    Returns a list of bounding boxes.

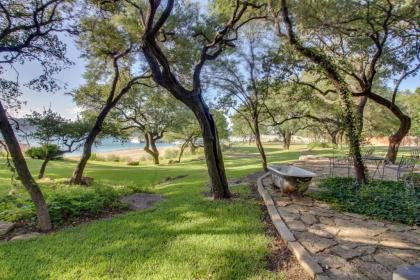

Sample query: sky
[7,32,420,120]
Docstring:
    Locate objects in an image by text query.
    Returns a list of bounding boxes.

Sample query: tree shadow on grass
[0,180,275,280]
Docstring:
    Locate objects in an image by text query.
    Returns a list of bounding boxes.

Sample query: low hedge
[312,177,419,225]
[0,183,145,226]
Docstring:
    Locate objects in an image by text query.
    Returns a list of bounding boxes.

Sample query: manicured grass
[0,144,316,280]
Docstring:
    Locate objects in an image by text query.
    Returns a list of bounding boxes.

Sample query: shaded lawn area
[0,144,317,280]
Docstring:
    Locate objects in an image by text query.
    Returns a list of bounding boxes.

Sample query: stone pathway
[259,174,420,280]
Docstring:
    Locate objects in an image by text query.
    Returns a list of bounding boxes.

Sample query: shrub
[26,144,62,160]
[127,161,139,166]
[312,177,419,225]
[307,141,331,150]
[0,182,146,226]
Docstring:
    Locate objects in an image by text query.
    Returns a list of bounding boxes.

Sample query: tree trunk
[189,99,230,199]
[189,140,196,155]
[150,134,160,164]
[386,112,410,164]
[253,119,268,171]
[328,130,339,145]
[283,131,291,150]
[0,101,52,231]
[356,96,368,137]
[71,105,112,184]
[178,141,188,162]
[279,2,367,184]
[143,132,160,164]
[386,115,410,163]
[38,157,50,179]
[364,91,411,163]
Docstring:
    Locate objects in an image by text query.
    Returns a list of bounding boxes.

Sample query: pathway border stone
[257,173,322,277]
[256,172,420,279]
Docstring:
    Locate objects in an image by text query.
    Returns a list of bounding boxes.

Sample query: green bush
[0,182,146,226]
[312,177,419,225]
[127,161,139,166]
[26,144,62,160]
[307,141,331,150]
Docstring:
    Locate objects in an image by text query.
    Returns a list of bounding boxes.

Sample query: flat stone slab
[10,232,41,241]
[0,221,15,237]
[120,193,162,210]
[258,174,420,280]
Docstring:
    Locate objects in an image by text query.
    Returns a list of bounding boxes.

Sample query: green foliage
[313,177,419,225]
[307,141,331,150]
[25,144,62,160]
[0,182,144,225]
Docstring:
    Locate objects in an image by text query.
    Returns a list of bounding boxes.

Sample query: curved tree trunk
[189,140,196,155]
[0,101,52,231]
[386,116,410,163]
[71,105,111,184]
[365,92,411,163]
[38,157,50,179]
[189,99,231,199]
[144,132,160,164]
[253,119,268,171]
[178,140,189,163]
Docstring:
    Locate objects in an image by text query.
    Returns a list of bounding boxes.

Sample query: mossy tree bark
[0,101,52,231]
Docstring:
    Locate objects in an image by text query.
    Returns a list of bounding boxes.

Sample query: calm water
[71,138,174,156]
[20,137,174,156]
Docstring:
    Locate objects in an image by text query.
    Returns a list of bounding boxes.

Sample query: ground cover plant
[312,177,420,225]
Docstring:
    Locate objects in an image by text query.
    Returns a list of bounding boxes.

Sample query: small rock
[277,206,300,221]
[316,252,348,269]
[11,232,41,241]
[373,249,406,269]
[360,255,376,262]
[0,221,15,237]
[351,259,391,280]
[319,216,335,226]
[301,213,318,225]
[288,220,306,232]
[308,224,335,238]
[330,245,363,260]
[389,249,419,264]
[296,232,337,254]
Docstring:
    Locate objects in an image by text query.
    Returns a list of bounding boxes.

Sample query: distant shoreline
[65,146,177,161]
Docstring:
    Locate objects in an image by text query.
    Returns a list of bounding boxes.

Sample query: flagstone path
[258,173,419,280]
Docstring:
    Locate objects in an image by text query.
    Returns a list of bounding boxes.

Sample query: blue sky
[10,34,420,120]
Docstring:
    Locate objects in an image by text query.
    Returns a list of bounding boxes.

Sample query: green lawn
[0,143,413,279]
[0,144,321,280]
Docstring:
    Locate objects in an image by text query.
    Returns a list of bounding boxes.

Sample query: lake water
[18,137,175,156]
[73,138,175,155]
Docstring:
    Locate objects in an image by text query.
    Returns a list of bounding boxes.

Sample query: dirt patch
[158,175,188,184]
[120,193,163,210]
